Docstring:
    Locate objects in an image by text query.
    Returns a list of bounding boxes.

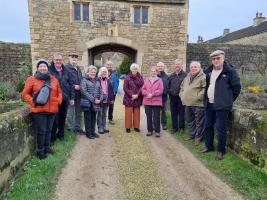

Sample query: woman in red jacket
[22,59,62,160]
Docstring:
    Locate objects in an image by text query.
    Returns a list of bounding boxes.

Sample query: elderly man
[157,62,169,130]
[168,59,187,134]
[65,53,83,134]
[105,60,119,125]
[50,53,74,142]
[201,50,241,160]
[180,61,206,145]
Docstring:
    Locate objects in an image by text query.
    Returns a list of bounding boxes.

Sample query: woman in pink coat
[141,66,164,137]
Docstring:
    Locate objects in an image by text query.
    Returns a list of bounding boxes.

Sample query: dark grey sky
[0,0,266,43]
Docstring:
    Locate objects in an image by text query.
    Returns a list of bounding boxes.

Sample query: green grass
[166,112,267,200]
[6,131,77,200]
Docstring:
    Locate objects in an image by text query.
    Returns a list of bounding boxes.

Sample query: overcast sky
[0,0,267,43]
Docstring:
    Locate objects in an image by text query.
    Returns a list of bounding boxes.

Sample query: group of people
[122,50,241,161]
[22,49,241,161]
[22,53,119,159]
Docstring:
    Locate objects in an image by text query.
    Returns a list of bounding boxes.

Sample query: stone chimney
[223,28,230,36]
[197,36,204,43]
[253,12,266,26]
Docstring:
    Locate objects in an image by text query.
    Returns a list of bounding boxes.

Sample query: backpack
[33,78,51,106]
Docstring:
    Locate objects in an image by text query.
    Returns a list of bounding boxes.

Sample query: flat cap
[209,50,225,58]
[68,52,79,57]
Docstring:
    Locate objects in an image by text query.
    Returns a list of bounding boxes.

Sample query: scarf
[34,71,51,80]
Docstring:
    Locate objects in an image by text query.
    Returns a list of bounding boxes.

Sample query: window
[83,3,89,21]
[134,6,149,25]
[73,2,90,22]
[74,3,81,21]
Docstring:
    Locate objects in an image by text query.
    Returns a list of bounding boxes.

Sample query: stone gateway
[28,0,188,74]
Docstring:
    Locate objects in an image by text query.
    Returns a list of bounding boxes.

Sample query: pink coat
[141,77,164,106]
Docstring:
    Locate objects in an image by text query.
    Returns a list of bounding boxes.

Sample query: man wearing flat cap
[65,53,84,134]
[201,50,241,160]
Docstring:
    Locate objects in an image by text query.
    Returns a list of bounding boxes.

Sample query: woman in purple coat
[123,63,144,133]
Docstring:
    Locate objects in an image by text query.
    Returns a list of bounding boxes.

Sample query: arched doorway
[88,43,137,65]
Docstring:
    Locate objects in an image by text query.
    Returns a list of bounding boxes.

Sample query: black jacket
[168,70,187,96]
[65,63,83,99]
[158,71,169,102]
[204,62,241,110]
[49,63,75,101]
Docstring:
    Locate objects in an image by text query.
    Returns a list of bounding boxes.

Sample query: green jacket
[179,71,206,107]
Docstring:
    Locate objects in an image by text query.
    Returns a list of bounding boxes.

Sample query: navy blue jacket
[204,62,241,110]
[158,71,169,102]
[49,63,75,101]
[168,70,187,96]
[65,63,83,99]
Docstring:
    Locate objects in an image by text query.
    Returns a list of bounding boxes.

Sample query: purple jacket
[99,77,114,104]
[141,77,163,106]
[123,72,144,107]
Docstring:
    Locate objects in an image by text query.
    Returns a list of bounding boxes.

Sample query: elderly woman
[179,61,206,145]
[97,67,114,134]
[141,66,164,137]
[123,63,144,133]
[80,65,102,139]
[22,59,62,159]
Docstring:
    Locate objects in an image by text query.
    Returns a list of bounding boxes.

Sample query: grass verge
[166,112,267,200]
[6,131,77,200]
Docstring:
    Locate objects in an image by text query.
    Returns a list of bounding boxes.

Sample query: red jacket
[141,77,163,106]
[22,75,62,113]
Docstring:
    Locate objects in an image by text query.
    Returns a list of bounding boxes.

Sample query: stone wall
[0,42,31,82]
[187,43,267,75]
[0,105,34,195]
[28,0,188,75]
[229,94,267,171]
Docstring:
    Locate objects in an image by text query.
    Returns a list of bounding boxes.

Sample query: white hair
[189,61,201,69]
[98,67,108,77]
[86,65,97,73]
[130,63,139,71]
[156,62,165,67]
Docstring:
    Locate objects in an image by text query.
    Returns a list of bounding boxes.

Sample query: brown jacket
[179,71,206,107]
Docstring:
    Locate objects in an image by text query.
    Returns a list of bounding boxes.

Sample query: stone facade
[0,42,31,82]
[187,43,267,75]
[28,0,188,75]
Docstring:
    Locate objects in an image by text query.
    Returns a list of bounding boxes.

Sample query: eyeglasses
[70,55,78,58]
[212,57,222,61]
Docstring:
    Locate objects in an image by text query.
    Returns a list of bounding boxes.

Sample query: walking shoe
[146,132,153,136]
[45,148,54,154]
[98,131,105,134]
[184,137,194,141]
[215,152,224,160]
[86,134,95,139]
[194,138,201,146]
[155,132,160,138]
[170,129,178,134]
[200,147,214,153]
[37,151,47,160]
[104,129,110,133]
[126,128,131,133]
[178,128,184,133]
[93,133,100,138]
[134,128,140,132]
[109,120,115,125]
[162,125,167,130]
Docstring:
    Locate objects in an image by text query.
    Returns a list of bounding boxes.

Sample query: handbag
[33,78,51,106]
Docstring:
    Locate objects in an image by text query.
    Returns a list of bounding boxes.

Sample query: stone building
[206,13,267,46]
[28,0,188,74]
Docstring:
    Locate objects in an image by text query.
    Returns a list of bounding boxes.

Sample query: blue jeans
[97,103,109,132]
[204,103,230,153]
[67,96,82,131]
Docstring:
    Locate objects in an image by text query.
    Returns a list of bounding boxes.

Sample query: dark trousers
[169,95,185,130]
[145,105,161,133]
[161,100,167,126]
[186,106,205,139]
[32,113,56,153]
[51,99,69,141]
[84,109,97,136]
[108,95,116,121]
[204,103,230,153]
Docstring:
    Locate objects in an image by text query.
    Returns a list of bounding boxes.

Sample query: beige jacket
[179,71,206,107]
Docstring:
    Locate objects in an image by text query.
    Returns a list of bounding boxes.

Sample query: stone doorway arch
[81,37,145,70]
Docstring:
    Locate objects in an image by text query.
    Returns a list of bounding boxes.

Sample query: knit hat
[36,59,49,68]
